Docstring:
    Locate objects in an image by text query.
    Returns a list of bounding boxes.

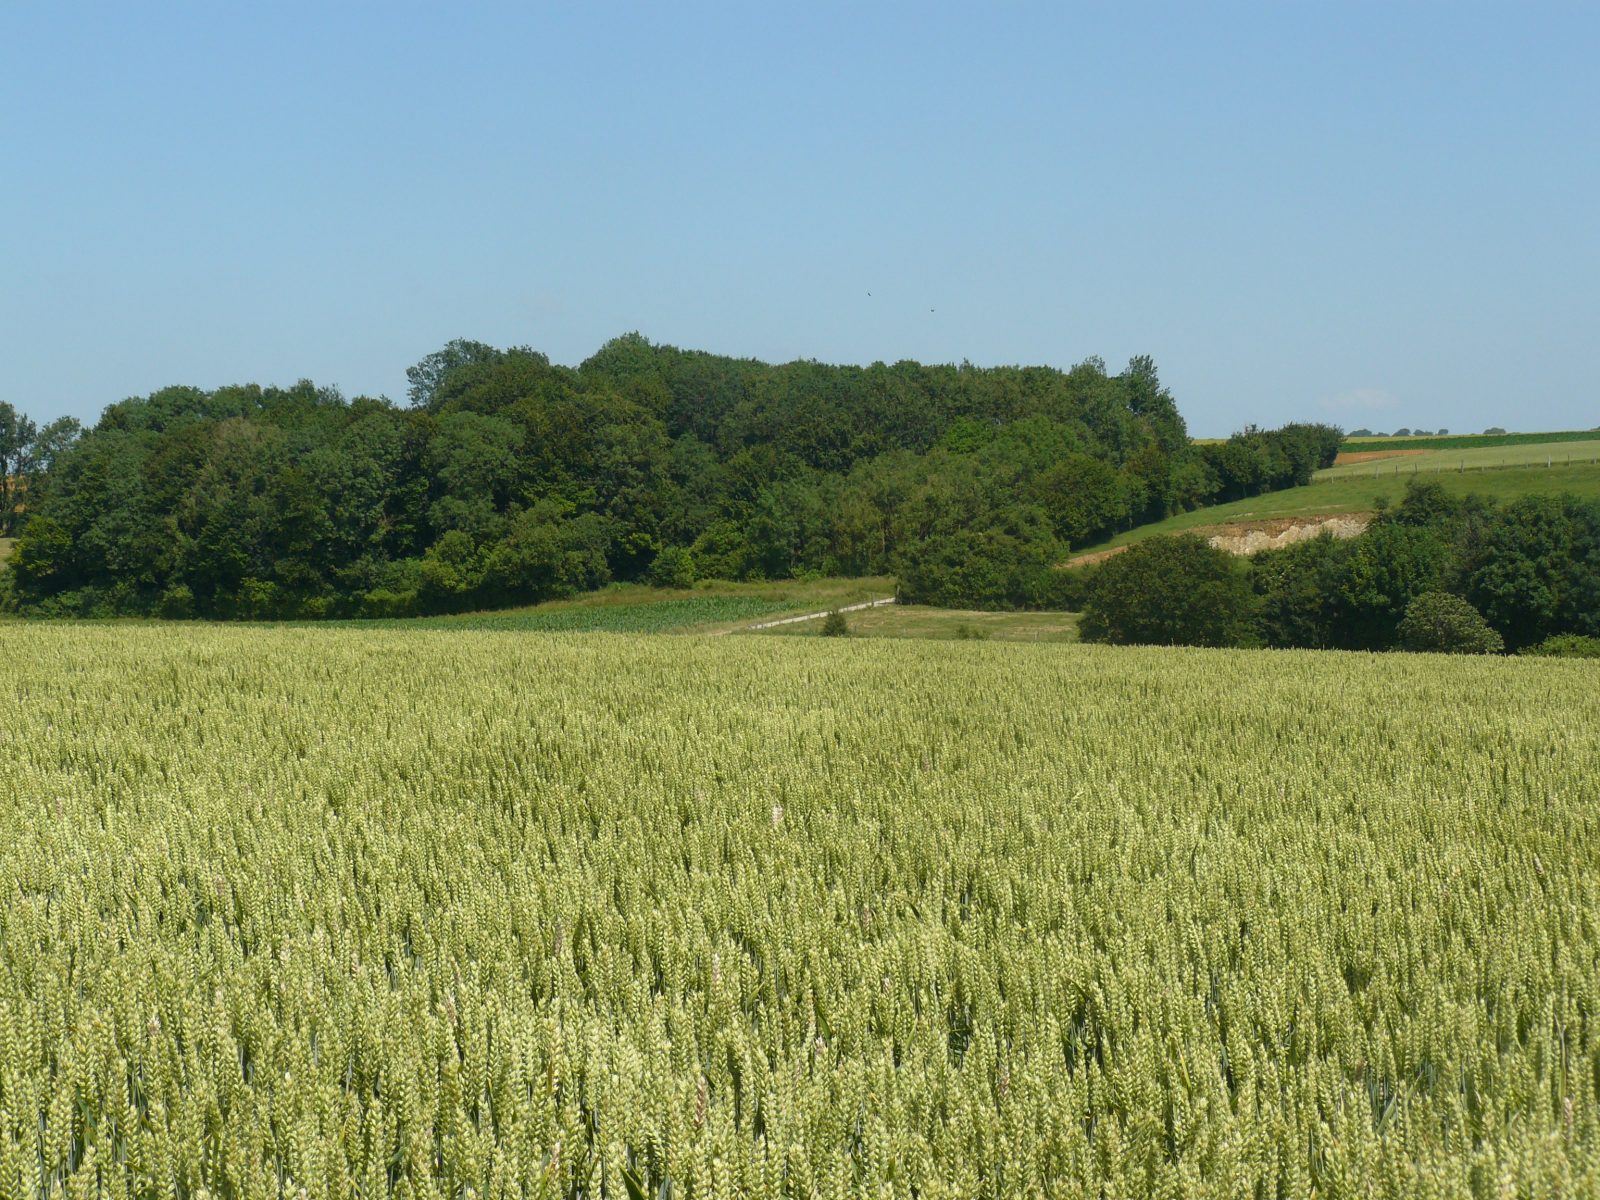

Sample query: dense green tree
[1033,454,1127,548]
[4,337,1357,619]
[896,505,1061,609]
[1463,495,1572,650]
[1396,592,1503,654]
[406,339,506,409]
[1323,523,1450,650]
[0,401,38,535]
[1250,533,1342,648]
[1079,535,1257,647]
[645,545,696,588]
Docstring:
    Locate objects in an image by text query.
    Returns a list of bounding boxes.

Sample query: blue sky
[3,2,1595,436]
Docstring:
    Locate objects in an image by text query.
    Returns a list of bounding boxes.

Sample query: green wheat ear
[1,623,1597,1197]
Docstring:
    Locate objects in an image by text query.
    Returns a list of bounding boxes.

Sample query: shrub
[820,610,851,637]
[158,585,195,620]
[1520,633,1600,658]
[1396,592,1504,654]
[1023,562,1097,611]
[1079,535,1256,647]
[646,546,696,589]
[953,622,990,640]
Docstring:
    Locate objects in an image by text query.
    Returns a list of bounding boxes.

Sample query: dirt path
[744,596,897,630]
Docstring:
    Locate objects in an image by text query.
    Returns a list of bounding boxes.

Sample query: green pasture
[1319,438,1600,480]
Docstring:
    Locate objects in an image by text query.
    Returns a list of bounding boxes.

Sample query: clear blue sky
[3,2,1595,436]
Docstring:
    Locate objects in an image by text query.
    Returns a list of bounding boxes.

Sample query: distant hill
[2,335,1337,618]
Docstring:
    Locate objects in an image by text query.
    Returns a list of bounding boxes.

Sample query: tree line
[1,336,1340,619]
[1079,480,1600,655]
[0,404,82,537]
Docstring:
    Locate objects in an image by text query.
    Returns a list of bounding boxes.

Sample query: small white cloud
[1322,388,1398,414]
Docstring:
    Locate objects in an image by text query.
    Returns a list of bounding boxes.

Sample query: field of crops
[1317,439,1600,481]
[3,627,1598,1197]
[1342,430,1600,453]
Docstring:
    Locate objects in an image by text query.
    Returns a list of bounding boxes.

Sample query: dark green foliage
[1323,523,1451,650]
[953,622,990,640]
[1250,533,1341,649]
[1378,479,1462,528]
[1196,422,1343,501]
[3,337,1346,619]
[1461,495,1577,650]
[1079,535,1257,647]
[895,504,1061,609]
[1520,633,1600,658]
[1030,561,1099,612]
[1246,480,1600,654]
[1396,592,1504,654]
[0,401,39,535]
[820,610,851,637]
[645,546,696,588]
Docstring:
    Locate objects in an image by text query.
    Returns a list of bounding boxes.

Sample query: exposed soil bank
[1065,514,1371,568]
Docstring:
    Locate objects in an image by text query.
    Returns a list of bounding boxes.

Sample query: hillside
[1,337,1340,620]
[1067,459,1600,559]
[1319,436,1600,480]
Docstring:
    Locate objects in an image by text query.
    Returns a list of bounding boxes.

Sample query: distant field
[755,604,1079,642]
[1318,438,1600,480]
[1342,429,1599,452]
[1069,461,1600,558]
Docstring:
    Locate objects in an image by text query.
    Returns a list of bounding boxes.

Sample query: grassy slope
[1070,461,1600,558]
[1319,438,1600,479]
[0,538,11,565]
[754,605,1079,642]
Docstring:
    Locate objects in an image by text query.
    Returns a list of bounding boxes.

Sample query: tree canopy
[1,337,1340,619]
[1079,535,1258,648]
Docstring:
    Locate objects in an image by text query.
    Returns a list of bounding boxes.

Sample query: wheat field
[2,626,1597,1198]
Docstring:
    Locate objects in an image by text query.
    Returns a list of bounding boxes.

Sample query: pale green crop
[1,626,1596,1198]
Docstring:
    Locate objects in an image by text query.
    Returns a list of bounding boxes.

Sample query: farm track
[739,595,897,630]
